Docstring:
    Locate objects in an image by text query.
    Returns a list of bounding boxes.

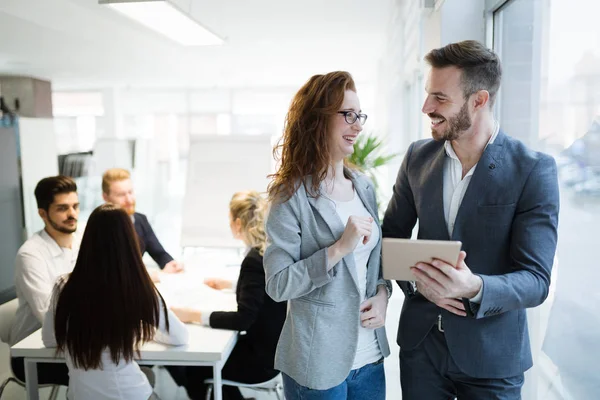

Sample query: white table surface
[11,324,237,363]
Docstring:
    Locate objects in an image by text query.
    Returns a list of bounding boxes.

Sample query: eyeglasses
[337,111,368,125]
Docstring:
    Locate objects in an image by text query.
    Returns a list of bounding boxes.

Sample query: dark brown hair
[53,203,168,370]
[267,71,356,202]
[425,40,502,106]
[34,176,77,211]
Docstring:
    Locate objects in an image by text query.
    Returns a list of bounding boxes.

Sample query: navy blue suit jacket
[382,132,559,379]
[133,212,174,269]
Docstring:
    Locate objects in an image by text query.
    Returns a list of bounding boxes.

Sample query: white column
[100,87,123,139]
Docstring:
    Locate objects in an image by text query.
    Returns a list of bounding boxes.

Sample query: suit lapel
[352,173,381,293]
[422,145,450,240]
[352,173,378,223]
[451,132,507,240]
[306,184,346,242]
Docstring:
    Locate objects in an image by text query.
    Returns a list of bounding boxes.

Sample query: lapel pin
[489,163,496,170]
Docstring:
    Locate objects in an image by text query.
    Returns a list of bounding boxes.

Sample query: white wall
[19,118,59,237]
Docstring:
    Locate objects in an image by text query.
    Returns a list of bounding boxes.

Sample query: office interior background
[1,0,599,399]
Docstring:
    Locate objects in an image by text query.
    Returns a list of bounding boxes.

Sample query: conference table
[12,248,244,400]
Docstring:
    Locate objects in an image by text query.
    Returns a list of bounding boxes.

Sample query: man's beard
[48,216,77,234]
[431,101,472,141]
[124,204,136,215]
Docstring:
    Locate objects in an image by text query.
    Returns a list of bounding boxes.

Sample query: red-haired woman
[264,71,392,400]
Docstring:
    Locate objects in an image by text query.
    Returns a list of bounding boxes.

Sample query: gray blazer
[382,132,560,379]
[264,170,392,390]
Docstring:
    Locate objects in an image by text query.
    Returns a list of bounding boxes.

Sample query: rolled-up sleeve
[41,286,60,348]
[15,252,53,324]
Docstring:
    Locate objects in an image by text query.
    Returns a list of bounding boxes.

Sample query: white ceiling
[0,0,393,90]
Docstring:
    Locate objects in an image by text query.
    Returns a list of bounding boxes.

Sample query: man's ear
[38,208,47,221]
[473,90,490,111]
[102,192,109,202]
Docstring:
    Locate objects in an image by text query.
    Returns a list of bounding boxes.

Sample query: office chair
[0,299,60,400]
[204,373,284,400]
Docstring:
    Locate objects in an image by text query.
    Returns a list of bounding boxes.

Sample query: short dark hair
[34,176,78,211]
[424,40,502,106]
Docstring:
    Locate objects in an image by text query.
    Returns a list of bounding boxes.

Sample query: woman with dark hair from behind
[42,203,189,400]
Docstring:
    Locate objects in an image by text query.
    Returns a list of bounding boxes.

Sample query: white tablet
[382,238,462,281]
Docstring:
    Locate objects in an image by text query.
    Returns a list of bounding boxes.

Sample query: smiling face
[328,89,363,163]
[422,66,473,141]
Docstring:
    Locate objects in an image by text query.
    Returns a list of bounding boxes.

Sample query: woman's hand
[359,285,388,329]
[204,278,233,290]
[163,260,184,274]
[170,306,201,324]
[150,271,161,283]
[328,216,373,268]
[337,215,373,256]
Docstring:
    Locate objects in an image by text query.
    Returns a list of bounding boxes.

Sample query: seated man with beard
[9,175,80,385]
[101,168,183,277]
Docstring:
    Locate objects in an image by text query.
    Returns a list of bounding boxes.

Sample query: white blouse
[42,292,188,400]
[332,190,383,370]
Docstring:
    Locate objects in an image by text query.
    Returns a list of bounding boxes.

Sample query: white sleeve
[41,288,59,348]
[469,283,484,304]
[199,310,213,327]
[153,297,189,346]
[15,251,54,323]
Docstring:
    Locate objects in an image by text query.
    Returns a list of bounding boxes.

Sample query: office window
[52,92,104,117]
[189,114,231,136]
[495,1,600,399]
[493,0,543,149]
[231,114,281,136]
[53,91,103,154]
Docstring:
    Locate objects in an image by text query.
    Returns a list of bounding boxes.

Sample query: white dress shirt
[10,229,79,346]
[443,121,500,303]
[42,293,189,400]
[333,190,383,370]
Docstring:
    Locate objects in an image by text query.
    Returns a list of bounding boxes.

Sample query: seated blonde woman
[168,191,287,400]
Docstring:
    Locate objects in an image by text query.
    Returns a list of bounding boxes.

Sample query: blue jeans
[282,359,386,400]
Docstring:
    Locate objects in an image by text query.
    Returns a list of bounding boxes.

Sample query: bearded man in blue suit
[383,40,560,400]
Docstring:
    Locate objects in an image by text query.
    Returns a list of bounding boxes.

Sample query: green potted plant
[347,133,399,214]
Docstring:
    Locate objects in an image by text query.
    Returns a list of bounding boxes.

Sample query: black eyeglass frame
[337,111,368,125]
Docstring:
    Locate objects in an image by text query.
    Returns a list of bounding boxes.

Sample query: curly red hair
[268,71,357,202]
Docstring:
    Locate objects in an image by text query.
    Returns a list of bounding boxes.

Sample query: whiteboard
[181,135,274,248]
